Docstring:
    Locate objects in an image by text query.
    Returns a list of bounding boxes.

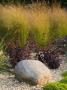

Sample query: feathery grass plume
[30,7,50,47]
[0,5,67,48]
[48,13,60,42]
[0,5,30,48]
[47,7,67,43]
[52,7,67,38]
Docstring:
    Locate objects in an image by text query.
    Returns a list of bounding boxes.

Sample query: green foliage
[59,71,67,84]
[59,23,67,38]
[48,19,60,42]
[59,77,67,84]
[31,27,49,47]
[0,51,8,72]
[0,51,13,74]
[43,71,67,90]
[61,71,67,78]
[18,23,29,48]
[43,82,67,90]
[0,52,8,68]
[0,39,6,51]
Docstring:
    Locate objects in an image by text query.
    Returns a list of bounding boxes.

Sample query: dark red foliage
[6,43,31,67]
[6,35,67,68]
[6,32,38,67]
[6,42,21,67]
[37,44,62,69]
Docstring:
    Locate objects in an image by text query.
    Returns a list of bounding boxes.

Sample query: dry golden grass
[0,5,67,48]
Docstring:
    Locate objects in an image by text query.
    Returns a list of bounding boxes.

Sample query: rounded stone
[15,60,52,86]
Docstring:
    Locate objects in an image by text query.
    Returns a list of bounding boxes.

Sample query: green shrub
[43,82,67,90]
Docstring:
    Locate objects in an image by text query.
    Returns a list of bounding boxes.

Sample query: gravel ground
[51,55,67,82]
[0,55,67,90]
[0,73,43,90]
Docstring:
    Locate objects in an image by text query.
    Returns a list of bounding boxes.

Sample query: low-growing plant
[38,47,60,69]
[59,72,67,84]
[59,77,67,84]
[61,71,67,78]
[0,51,12,74]
[43,82,67,90]
[43,71,67,90]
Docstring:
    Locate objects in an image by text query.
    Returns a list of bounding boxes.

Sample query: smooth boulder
[15,60,52,85]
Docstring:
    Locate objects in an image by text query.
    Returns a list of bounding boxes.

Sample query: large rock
[15,60,52,85]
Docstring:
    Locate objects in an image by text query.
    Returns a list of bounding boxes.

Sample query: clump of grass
[0,50,14,74]
[48,18,60,42]
[52,7,67,38]
[48,7,67,43]
[30,8,50,47]
[0,5,30,48]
